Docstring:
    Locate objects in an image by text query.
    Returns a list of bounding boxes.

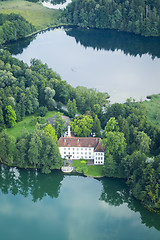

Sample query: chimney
[68,125,71,137]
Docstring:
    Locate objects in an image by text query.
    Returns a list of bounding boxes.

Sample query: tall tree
[54,113,66,139]
[67,99,77,118]
[4,105,16,128]
[70,115,93,137]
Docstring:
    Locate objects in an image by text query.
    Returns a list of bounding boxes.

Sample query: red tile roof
[58,137,104,152]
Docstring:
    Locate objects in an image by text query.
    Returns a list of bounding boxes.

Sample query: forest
[0,13,36,44]
[62,0,160,37]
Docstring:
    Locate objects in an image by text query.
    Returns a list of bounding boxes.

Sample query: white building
[58,126,105,165]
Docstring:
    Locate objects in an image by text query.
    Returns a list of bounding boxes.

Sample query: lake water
[0,165,160,240]
[5,27,160,103]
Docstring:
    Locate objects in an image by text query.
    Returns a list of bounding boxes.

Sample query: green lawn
[142,94,160,128]
[0,0,61,29]
[7,110,57,138]
[72,160,104,177]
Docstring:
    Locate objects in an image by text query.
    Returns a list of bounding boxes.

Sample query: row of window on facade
[64,155,92,159]
[95,157,104,160]
[64,152,92,155]
[63,147,92,151]
[95,161,103,164]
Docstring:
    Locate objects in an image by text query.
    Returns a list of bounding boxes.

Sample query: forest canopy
[62,0,160,37]
[0,13,36,44]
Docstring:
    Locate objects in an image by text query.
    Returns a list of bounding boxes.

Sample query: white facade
[94,152,104,165]
[59,146,104,165]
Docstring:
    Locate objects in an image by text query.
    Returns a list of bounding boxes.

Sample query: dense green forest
[62,0,160,37]
[0,13,36,44]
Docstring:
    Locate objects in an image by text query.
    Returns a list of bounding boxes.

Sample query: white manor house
[58,126,105,165]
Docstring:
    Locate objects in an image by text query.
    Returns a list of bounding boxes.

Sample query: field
[0,0,61,29]
[7,110,57,138]
[142,94,160,128]
[72,160,104,177]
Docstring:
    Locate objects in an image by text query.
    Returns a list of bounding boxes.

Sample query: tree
[37,106,48,117]
[0,107,5,131]
[5,105,16,128]
[54,113,66,139]
[102,131,126,160]
[0,130,16,163]
[103,117,119,135]
[67,99,77,118]
[92,115,101,137]
[44,123,58,144]
[136,131,151,154]
[70,115,93,137]
[102,151,117,177]
[44,87,56,110]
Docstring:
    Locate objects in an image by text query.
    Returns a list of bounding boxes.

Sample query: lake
[0,165,160,240]
[5,27,160,103]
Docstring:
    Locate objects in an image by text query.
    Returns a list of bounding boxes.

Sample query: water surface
[5,28,160,103]
[0,165,160,240]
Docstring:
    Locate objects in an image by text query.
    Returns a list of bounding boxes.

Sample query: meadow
[0,0,61,29]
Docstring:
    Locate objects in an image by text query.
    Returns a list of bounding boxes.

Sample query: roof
[58,137,104,152]
[47,115,70,127]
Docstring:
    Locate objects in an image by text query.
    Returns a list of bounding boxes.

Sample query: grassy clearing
[142,94,160,128]
[72,160,104,177]
[7,110,57,138]
[0,0,61,29]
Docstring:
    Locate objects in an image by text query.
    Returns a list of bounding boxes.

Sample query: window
[73,152,74,154]
[89,152,91,155]
[68,148,70,150]
[85,156,87,159]
[64,148,66,150]
[64,152,66,154]
[101,153,103,155]
[101,157,103,160]
[96,161,97,164]
[101,161,103,164]
[77,148,79,150]
[85,152,87,155]
[73,148,74,150]
[81,152,83,155]
[98,153,100,155]
[85,148,87,150]
[89,156,91,158]
[77,152,79,155]
[89,148,91,151]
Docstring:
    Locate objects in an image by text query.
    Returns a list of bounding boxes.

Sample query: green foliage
[44,123,58,144]
[54,113,66,139]
[0,130,16,164]
[37,106,48,117]
[103,117,119,134]
[92,114,101,137]
[5,105,17,128]
[102,131,126,160]
[136,131,151,153]
[70,115,93,137]
[67,99,77,118]
[0,13,36,44]
[63,0,160,37]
